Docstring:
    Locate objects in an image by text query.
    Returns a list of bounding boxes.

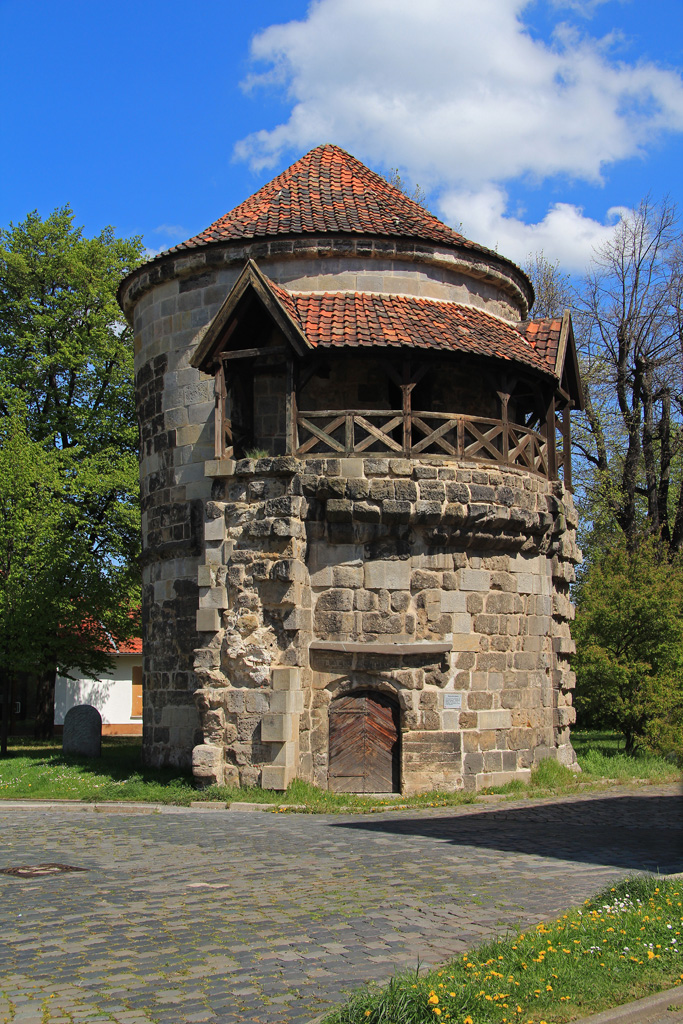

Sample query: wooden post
[545,395,557,479]
[562,404,572,491]
[402,358,412,455]
[214,363,225,460]
[498,390,510,463]
[345,413,353,454]
[285,358,297,455]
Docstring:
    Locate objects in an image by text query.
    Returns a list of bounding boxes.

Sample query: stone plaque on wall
[443,693,462,709]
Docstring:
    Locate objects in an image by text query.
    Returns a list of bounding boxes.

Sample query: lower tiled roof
[271,285,555,377]
[518,317,563,372]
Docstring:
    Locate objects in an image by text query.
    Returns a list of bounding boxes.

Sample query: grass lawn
[0,730,679,809]
[319,876,683,1024]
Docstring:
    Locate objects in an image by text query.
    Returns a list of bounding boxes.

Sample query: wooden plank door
[328,690,400,793]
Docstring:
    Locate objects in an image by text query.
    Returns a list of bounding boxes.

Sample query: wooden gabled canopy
[190,260,311,375]
[555,310,584,411]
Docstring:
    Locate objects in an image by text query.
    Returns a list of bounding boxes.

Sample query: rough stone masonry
[119,144,582,792]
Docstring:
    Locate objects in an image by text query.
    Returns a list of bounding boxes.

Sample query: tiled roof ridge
[153,144,511,264]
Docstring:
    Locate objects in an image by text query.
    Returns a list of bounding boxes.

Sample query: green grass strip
[320,876,683,1024]
[0,732,680,808]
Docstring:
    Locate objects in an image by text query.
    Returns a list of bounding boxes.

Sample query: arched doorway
[328,690,400,793]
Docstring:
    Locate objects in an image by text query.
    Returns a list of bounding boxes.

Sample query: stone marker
[62,704,102,758]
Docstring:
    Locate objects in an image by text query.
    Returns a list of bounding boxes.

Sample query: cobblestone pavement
[0,786,681,1024]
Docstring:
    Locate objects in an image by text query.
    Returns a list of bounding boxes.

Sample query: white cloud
[152,224,189,239]
[234,0,683,271]
[439,184,627,271]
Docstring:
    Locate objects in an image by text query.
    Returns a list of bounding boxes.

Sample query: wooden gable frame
[551,310,584,490]
[190,260,312,459]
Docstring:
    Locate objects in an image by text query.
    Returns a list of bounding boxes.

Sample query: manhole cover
[0,863,86,878]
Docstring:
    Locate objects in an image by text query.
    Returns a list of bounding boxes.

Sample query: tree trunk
[641,366,659,534]
[658,389,672,545]
[34,666,57,740]
[0,668,9,756]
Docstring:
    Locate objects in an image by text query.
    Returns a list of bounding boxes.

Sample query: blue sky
[2,0,682,274]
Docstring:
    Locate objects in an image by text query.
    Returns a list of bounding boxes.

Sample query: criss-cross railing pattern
[294,410,549,475]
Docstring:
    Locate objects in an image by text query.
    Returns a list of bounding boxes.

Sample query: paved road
[0,786,681,1024]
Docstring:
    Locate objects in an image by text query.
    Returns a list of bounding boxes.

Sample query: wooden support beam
[562,404,572,491]
[402,358,412,455]
[221,345,288,361]
[285,358,297,455]
[214,364,226,459]
[545,395,557,479]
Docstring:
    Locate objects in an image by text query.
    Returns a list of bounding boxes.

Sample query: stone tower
[119,145,582,793]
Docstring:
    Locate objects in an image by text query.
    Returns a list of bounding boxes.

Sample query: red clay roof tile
[518,317,563,370]
[160,145,501,261]
[269,283,555,377]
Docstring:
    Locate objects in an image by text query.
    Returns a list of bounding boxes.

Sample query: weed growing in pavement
[320,876,683,1024]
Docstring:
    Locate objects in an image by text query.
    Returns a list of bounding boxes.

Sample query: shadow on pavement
[331,794,683,873]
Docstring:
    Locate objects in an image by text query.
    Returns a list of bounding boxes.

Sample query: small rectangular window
[131,666,142,718]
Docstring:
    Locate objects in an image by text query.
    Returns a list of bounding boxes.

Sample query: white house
[54,636,143,736]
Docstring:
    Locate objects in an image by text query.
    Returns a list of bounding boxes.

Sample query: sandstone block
[204,517,225,541]
[339,458,364,478]
[382,499,411,522]
[260,765,292,790]
[315,610,354,634]
[316,588,354,611]
[192,743,223,786]
[270,739,299,766]
[364,458,389,476]
[364,559,411,590]
[411,570,441,590]
[197,565,214,587]
[270,690,304,714]
[332,565,364,588]
[353,501,381,522]
[283,607,313,631]
[261,714,294,742]
[478,709,512,730]
[326,498,353,521]
[196,607,221,632]
[309,566,334,587]
[361,612,403,634]
[451,633,480,651]
[458,569,491,591]
[272,667,301,691]
[199,586,228,609]
[441,590,467,613]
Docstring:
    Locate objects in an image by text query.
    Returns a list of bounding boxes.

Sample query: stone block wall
[192,454,580,793]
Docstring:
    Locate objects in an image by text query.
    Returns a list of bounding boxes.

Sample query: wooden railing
[294,410,550,475]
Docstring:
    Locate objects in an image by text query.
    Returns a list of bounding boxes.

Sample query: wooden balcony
[294,409,550,475]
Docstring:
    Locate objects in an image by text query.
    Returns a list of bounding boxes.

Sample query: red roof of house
[115,636,142,654]
[269,283,553,376]
[158,144,503,262]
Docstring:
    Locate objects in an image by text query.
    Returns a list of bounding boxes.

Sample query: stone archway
[328,689,400,794]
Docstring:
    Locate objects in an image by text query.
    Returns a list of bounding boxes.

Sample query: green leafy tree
[573,538,683,754]
[0,208,144,738]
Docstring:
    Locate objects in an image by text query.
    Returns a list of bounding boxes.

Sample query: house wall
[192,456,580,793]
[121,236,563,776]
[54,654,143,736]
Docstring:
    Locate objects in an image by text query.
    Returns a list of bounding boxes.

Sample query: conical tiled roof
[158,145,495,258]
